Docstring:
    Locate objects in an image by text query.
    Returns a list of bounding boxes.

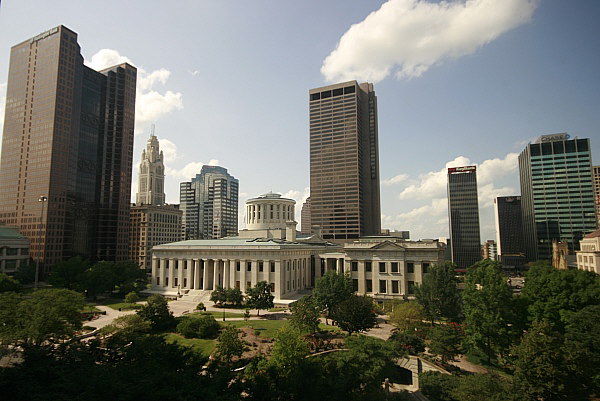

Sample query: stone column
[177,259,184,290]
[194,259,201,289]
[224,260,230,289]
[230,260,237,289]
[358,260,366,294]
[168,259,175,289]
[151,257,159,286]
[240,260,247,293]
[203,259,210,290]
[275,260,282,299]
[251,260,258,287]
[159,258,166,287]
[213,259,221,289]
[186,259,194,289]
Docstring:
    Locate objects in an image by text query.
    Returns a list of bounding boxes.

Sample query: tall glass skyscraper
[447,166,481,269]
[519,134,596,261]
[180,165,238,240]
[309,81,381,240]
[0,26,136,270]
[494,196,526,268]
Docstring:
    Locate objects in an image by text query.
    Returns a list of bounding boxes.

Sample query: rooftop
[584,229,600,239]
[0,226,27,240]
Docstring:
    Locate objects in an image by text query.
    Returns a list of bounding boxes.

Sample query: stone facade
[576,229,600,274]
[136,132,165,206]
[0,226,30,274]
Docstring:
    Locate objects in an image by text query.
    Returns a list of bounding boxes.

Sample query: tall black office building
[519,134,595,261]
[447,166,481,269]
[494,196,526,268]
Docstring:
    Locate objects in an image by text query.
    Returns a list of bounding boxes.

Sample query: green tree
[137,294,175,331]
[462,259,513,364]
[419,371,459,401]
[415,261,461,324]
[47,256,90,290]
[331,295,377,335]
[100,314,151,339]
[0,273,21,293]
[428,324,463,363]
[521,262,600,329]
[312,270,353,323]
[112,260,147,295]
[176,317,202,338]
[246,281,274,316]
[210,285,227,305]
[196,314,221,339]
[82,261,117,299]
[289,295,320,334]
[512,320,585,401]
[14,262,37,285]
[269,325,309,374]
[124,291,140,305]
[389,301,425,331]
[214,325,246,364]
[451,374,511,401]
[389,329,425,355]
[225,287,243,306]
[0,289,85,346]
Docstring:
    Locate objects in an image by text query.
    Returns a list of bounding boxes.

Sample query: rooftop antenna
[151,123,156,137]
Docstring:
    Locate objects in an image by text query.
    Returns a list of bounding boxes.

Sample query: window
[423,263,429,274]
[270,283,275,292]
[259,262,264,272]
[407,262,414,273]
[379,280,387,293]
[391,262,398,273]
[392,280,399,293]
[408,281,415,294]
[236,261,240,271]
[366,261,372,272]
[270,262,275,272]
[247,281,252,289]
[352,279,358,292]
[352,261,358,271]
[247,262,252,272]
[366,279,372,293]
[379,262,386,273]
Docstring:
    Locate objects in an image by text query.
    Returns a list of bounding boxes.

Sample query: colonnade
[151,255,314,298]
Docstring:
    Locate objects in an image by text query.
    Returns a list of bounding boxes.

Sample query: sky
[1,0,599,241]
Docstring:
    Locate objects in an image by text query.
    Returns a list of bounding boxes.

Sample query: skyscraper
[0,26,136,270]
[447,166,481,269]
[180,165,238,240]
[519,134,596,261]
[136,129,166,206]
[300,197,311,235]
[593,165,600,228]
[494,196,526,268]
[309,81,381,240]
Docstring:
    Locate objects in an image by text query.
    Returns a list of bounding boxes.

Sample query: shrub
[196,302,205,310]
[177,317,201,338]
[197,315,221,339]
[124,291,140,304]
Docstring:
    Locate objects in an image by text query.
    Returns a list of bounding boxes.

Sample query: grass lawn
[221,320,287,338]
[164,333,216,356]
[91,298,143,310]
[318,323,341,333]
[188,311,245,319]
[82,304,102,313]
[268,307,288,312]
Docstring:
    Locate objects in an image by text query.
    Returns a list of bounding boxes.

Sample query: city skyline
[1,1,599,242]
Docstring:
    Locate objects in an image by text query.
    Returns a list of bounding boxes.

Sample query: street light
[34,196,48,289]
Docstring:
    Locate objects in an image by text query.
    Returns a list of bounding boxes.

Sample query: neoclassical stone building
[150,193,446,301]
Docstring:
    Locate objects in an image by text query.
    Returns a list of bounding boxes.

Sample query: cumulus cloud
[382,173,409,186]
[86,49,183,130]
[158,138,179,163]
[321,0,538,83]
[165,159,221,180]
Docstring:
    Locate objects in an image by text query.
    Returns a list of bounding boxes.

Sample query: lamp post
[34,196,48,289]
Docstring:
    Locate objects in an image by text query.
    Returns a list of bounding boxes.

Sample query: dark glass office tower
[494,196,526,268]
[0,26,136,271]
[519,134,596,261]
[309,81,381,241]
[447,166,481,269]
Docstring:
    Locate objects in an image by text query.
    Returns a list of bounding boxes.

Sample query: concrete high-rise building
[300,197,311,235]
[594,166,600,228]
[129,204,182,271]
[519,134,596,261]
[494,196,526,268]
[482,240,497,261]
[180,165,238,240]
[309,81,381,241]
[0,26,136,271]
[447,166,481,269]
[136,130,165,206]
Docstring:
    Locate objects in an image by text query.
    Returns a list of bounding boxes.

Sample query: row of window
[351,261,429,273]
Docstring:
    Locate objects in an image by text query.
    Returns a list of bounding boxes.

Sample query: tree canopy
[312,270,353,322]
[289,295,320,334]
[415,261,462,324]
[245,281,274,315]
[331,295,377,335]
[136,294,175,331]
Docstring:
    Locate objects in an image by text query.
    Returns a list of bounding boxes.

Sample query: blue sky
[1,0,599,241]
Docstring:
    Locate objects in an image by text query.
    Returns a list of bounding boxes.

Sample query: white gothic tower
[136,129,166,206]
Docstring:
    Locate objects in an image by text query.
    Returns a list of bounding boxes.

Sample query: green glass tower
[519,134,596,261]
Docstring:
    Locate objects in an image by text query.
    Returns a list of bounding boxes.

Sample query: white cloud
[166,162,204,180]
[190,70,201,76]
[86,49,183,130]
[382,173,409,186]
[208,159,220,166]
[158,138,179,163]
[321,0,538,83]
[282,187,310,225]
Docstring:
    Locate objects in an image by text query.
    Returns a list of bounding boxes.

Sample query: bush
[419,371,459,401]
[177,317,201,338]
[197,315,221,339]
[196,302,205,310]
[389,329,425,355]
[124,291,140,304]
